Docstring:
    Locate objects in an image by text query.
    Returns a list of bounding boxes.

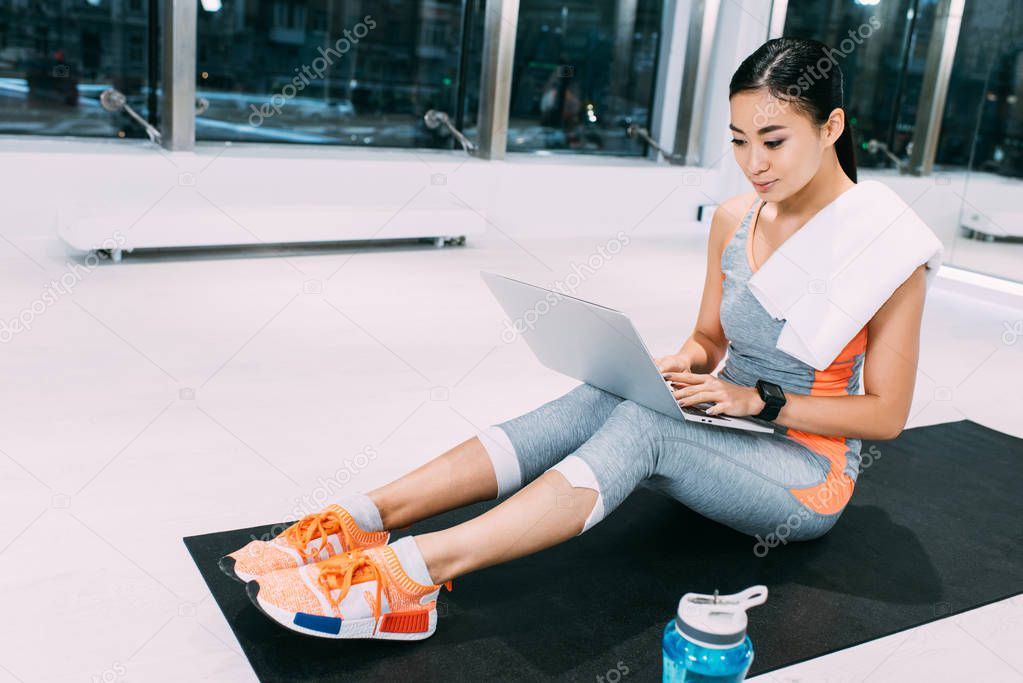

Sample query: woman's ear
[822,107,846,146]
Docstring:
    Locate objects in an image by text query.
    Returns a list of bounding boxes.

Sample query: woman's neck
[772,156,855,226]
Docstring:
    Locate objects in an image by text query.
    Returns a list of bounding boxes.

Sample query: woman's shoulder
[709,192,760,253]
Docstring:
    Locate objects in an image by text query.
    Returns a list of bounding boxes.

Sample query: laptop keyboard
[680,402,726,419]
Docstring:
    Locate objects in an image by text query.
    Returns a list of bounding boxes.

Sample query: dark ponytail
[729,37,858,184]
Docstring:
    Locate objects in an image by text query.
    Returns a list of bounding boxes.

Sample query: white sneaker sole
[246,581,438,640]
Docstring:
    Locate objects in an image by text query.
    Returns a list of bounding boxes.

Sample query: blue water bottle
[662,585,768,682]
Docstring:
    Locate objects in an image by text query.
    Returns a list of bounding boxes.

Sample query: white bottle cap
[675,585,768,649]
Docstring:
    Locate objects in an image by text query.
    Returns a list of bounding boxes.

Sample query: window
[783,0,941,170]
[939,0,1023,284]
[507,0,663,155]
[195,0,483,148]
[128,33,144,65]
[936,0,1023,177]
[0,0,156,138]
[784,0,1023,283]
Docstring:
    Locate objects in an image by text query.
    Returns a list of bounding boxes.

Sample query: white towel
[746,179,944,371]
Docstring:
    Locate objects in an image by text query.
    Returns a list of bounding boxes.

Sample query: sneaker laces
[316,549,391,630]
[315,549,454,635]
[284,508,355,560]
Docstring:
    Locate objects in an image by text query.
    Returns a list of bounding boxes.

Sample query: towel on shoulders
[746,179,944,371]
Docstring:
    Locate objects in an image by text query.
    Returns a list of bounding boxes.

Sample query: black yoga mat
[185,419,1023,681]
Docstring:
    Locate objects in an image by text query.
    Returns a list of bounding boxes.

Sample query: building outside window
[507,0,663,155]
[0,0,155,139]
[196,0,482,148]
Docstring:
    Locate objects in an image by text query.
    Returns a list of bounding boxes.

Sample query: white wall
[0,137,730,254]
[0,140,980,264]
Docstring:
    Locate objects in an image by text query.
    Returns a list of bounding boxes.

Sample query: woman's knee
[548,455,606,535]
[525,382,623,434]
[611,399,661,429]
[476,425,522,498]
[570,382,625,411]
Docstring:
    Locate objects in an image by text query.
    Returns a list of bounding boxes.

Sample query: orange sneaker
[246,545,453,640]
[219,504,390,583]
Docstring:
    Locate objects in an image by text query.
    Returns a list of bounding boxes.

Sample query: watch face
[762,383,784,400]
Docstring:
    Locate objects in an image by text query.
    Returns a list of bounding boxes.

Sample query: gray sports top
[718,197,867,502]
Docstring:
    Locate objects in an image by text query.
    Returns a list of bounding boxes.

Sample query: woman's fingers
[669,381,707,395]
[674,389,719,406]
[663,371,707,383]
[669,376,719,393]
[706,402,730,415]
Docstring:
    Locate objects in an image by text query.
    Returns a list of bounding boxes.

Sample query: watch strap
[755,380,785,421]
[755,401,782,421]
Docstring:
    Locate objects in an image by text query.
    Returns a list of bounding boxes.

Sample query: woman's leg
[563,401,848,542]
[366,383,624,530]
[415,399,849,584]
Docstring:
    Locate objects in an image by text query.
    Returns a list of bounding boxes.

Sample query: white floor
[0,229,1021,682]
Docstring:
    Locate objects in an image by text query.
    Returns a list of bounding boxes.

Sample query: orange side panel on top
[787,326,868,515]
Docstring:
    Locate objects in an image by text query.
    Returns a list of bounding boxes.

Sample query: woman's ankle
[412,531,462,586]
[367,490,412,531]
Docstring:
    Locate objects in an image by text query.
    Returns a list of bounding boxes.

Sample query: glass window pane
[939,0,1023,284]
[0,0,157,139]
[936,0,1022,176]
[507,0,663,156]
[196,0,482,148]
[782,0,939,170]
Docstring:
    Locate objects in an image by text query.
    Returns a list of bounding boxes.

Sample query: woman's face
[728,88,842,201]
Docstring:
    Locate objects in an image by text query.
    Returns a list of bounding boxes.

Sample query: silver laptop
[481,271,774,433]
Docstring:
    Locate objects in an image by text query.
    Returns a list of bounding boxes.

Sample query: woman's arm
[670,200,750,373]
[762,263,927,440]
[669,263,927,441]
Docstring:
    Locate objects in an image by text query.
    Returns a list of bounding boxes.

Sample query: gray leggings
[476,382,854,547]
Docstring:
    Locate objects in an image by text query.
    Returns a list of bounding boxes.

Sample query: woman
[221,38,927,640]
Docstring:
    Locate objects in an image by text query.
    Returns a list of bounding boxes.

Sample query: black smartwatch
[754,379,786,421]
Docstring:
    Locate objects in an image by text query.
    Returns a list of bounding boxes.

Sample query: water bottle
[662,585,768,682]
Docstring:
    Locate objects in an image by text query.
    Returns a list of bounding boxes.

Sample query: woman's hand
[653,353,693,374]
[661,371,766,417]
